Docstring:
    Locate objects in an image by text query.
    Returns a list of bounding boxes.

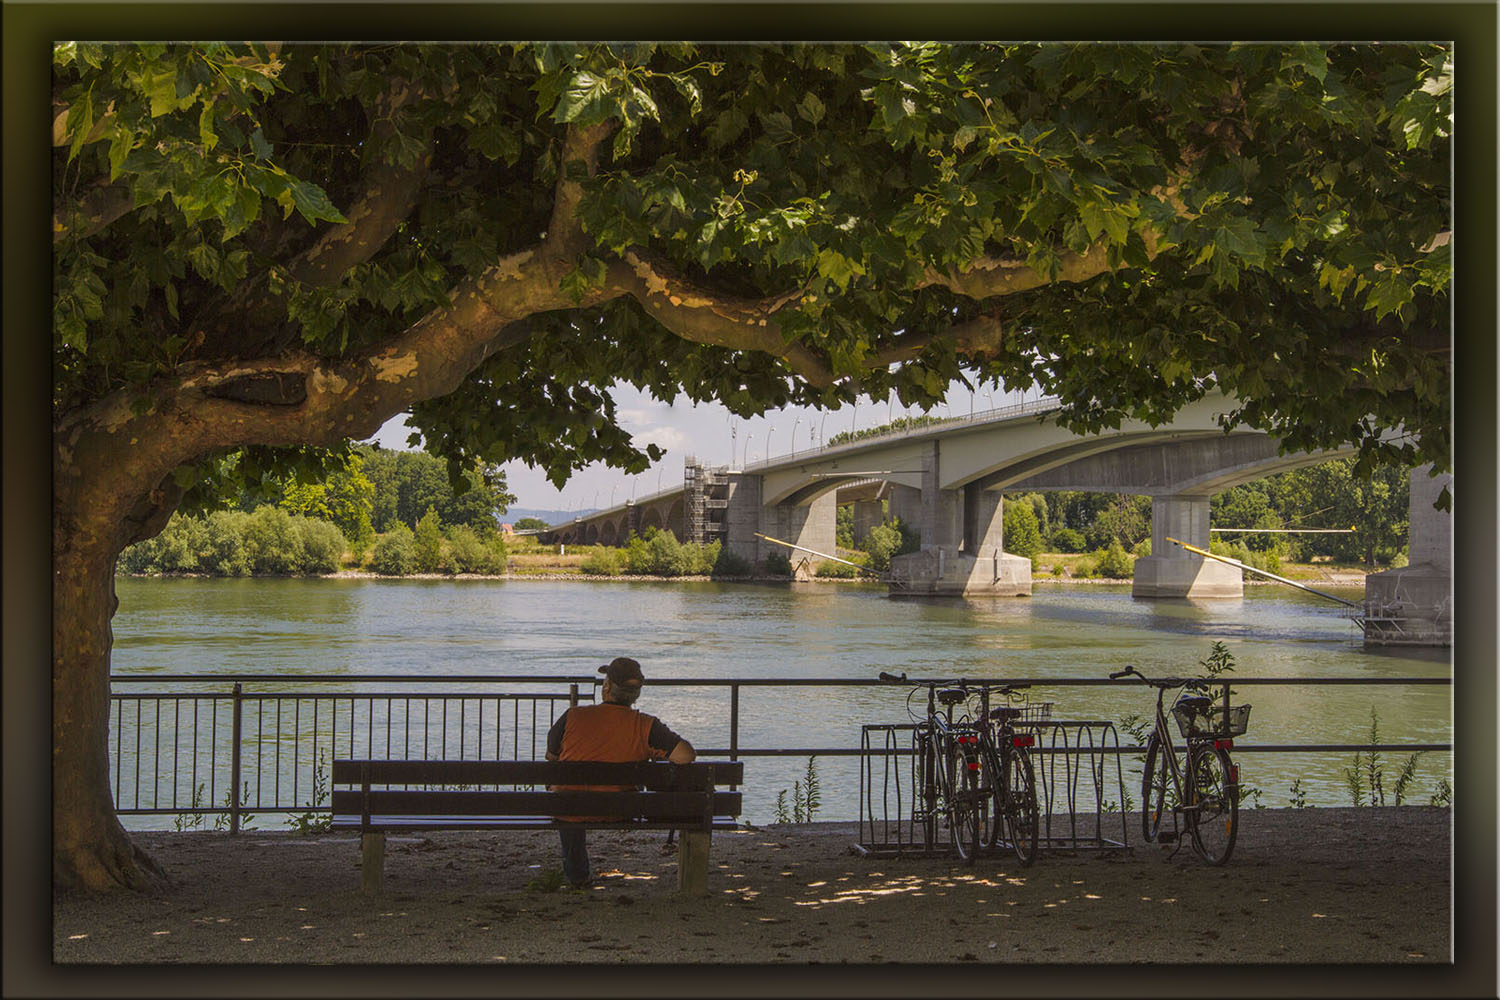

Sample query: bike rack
[855,719,1130,858]
[1020,719,1130,853]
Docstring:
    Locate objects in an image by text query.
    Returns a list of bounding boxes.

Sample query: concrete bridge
[539,393,1451,643]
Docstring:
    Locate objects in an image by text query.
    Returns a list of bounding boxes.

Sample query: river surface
[110,577,1453,825]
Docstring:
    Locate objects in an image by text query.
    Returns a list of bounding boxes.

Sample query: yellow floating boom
[1165,536,1359,608]
[753,532,883,577]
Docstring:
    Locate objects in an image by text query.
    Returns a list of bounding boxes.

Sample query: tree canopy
[49,41,1452,892]
[54,42,1451,500]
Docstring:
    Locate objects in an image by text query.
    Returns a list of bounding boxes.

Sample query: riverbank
[126,566,1372,587]
[53,808,1450,972]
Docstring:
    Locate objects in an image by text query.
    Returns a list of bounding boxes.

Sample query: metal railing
[108,674,1452,830]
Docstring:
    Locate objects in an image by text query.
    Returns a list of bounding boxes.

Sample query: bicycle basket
[990,701,1053,725]
[1172,697,1251,739]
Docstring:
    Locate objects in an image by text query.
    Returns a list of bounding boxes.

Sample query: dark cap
[598,656,644,687]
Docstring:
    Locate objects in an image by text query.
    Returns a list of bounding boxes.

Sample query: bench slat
[332,759,742,788]
[329,815,740,832]
[331,789,741,818]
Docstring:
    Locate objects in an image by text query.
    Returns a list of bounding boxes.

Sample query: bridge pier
[888,442,1031,596]
[723,473,837,571]
[1132,495,1243,599]
[1361,466,1452,646]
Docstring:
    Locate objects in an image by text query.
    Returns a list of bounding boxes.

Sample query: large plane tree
[52,42,1450,890]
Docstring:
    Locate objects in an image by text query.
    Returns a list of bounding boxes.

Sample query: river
[110,576,1453,826]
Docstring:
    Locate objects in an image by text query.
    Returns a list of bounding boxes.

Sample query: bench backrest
[331,759,743,828]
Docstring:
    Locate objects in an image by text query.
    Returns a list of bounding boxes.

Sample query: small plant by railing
[773,756,821,824]
[286,750,331,835]
[1344,706,1442,807]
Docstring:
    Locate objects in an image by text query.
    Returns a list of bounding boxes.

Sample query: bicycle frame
[1112,664,1242,865]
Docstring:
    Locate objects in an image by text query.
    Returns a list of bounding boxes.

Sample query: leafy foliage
[1002,498,1044,559]
[54,42,1451,510]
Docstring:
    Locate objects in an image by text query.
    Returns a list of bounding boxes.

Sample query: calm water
[111,577,1453,824]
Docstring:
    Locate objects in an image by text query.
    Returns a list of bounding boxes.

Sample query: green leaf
[198,101,218,151]
[796,92,826,126]
[553,70,614,124]
[288,179,348,225]
[107,127,132,181]
[1364,272,1413,320]
[249,127,273,161]
[669,74,702,115]
[144,63,180,117]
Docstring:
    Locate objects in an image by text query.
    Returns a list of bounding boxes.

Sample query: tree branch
[286,78,432,286]
[607,251,833,385]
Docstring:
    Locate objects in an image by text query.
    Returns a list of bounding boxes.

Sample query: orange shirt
[552,703,669,821]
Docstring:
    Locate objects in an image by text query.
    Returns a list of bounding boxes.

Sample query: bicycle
[974,682,1043,867]
[878,672,1042,867]
[1109,664,1250,865]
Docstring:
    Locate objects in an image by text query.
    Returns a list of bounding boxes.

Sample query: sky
[366,378,1040,515]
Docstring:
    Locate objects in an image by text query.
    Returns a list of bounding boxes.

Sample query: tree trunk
[52,435,184,893]
[52,523,170,892]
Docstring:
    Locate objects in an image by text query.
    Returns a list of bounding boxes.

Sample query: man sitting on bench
[545,656,696,888]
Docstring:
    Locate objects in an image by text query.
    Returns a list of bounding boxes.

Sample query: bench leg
[677,829,710,896]
[361,832,386,894]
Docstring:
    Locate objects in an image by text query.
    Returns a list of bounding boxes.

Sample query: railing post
[229,682,243,835]
[729,684,740,792]
[569,683,579,709]
[729,684,739,763]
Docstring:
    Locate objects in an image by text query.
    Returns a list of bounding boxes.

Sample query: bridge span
[538,392,1451,645]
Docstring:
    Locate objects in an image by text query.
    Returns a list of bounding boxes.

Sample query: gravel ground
[51,807,1452,970]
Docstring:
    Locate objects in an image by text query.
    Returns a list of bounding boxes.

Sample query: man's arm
[667,738,696,764]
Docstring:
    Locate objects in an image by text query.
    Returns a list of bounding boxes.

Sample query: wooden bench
[330,759,743,895]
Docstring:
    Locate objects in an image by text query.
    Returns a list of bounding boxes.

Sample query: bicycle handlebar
[1109,665,1211,690]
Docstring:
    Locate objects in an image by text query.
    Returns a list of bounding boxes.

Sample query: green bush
[646,528,693,576]
[1049,526,1086,553]
[118,532,164,574]
[764,550,793,576]
[448,525,506,574]
[414,507,445,573]
[243,506,305,575]
[1210,538,1282,577]
[155,515,208,573]
[203,510,251,576]
[580,546,627,575]
[297,517,346,574]
[1133,537,1152,557]
[862,523,904,572]
[814,560,859,578]
[370,524,417,575]
[1002,499,1043,559]
[712,547,752,577]
[1091,540,1134,578]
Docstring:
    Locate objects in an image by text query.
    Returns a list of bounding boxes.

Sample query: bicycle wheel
[1000,749,1040,867]
[948,740,986,863]
[981,741,1006,850]
[1187,746,1238,865]
[1140,735,1171,843]
[916,728,941,853]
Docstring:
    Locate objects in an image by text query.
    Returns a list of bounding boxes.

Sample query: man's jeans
[558,827,590,886]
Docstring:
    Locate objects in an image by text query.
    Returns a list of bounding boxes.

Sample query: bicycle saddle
[937,688,968,706]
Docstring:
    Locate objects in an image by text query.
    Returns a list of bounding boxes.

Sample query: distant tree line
[825,455,1412,578]
[120,447,516,576]
[579,527,749,578]
[1000,457,1410,568]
